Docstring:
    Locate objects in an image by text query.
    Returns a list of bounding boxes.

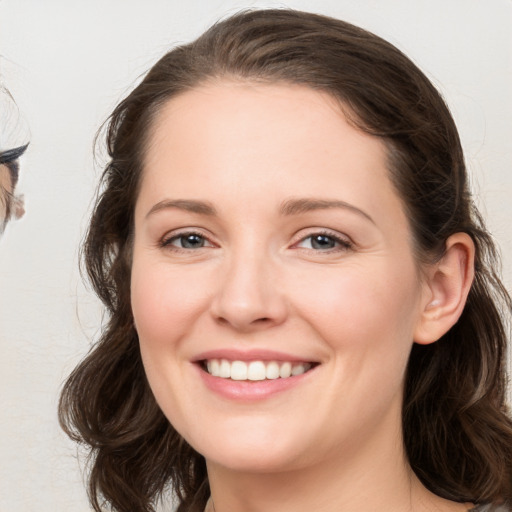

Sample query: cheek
[130,259,213,425]
[288,261,422,353]
[130,259,210,349]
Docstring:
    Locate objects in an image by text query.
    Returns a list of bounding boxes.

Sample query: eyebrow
[146,197,374,224]
[279,198,375,224]
[146,199,217,218]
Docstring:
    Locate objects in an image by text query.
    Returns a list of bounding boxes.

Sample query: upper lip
[192,349,319,364]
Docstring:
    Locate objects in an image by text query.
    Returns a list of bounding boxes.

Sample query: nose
[210,250,288,332]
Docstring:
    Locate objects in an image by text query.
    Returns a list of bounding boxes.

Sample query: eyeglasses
[0,143,28,165]
[0,143,29,186]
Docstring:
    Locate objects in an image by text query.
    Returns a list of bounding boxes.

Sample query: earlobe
[414,233,475,345]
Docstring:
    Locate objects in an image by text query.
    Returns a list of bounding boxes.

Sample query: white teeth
[204,359,313,381]
[279,362,292,378]
[265,361,280,380]
[247,361,266,381]
[219,359,231,378]
[291,363,306,376]
[231,361,248,380]
[209,359,220,377]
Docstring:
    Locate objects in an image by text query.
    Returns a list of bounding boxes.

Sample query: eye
[162,231,214,250]
[295,232,352,251]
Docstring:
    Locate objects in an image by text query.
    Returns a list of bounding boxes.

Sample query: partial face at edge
[0,164,13,232]
[130,82,430,472]
[0,156,25,234]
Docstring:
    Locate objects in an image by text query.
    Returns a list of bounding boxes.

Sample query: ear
[414,233,475,345]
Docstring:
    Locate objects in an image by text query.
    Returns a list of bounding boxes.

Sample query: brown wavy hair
[59,9,512,512]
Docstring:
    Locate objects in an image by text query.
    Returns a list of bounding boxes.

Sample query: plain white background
[0,1,511,510]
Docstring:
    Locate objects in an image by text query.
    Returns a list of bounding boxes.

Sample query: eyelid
[160,228,217,250]
[291,228,354,251]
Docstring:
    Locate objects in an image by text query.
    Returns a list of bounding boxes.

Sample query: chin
[205,446,304,474]
[183,420,309,473]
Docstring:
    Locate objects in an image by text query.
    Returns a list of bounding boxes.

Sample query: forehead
[149,81,364,150]
[144,81,389,185]
[137,81,406,233]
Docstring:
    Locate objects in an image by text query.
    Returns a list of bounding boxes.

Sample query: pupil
[182,234,203,248]
[311,235,334,250]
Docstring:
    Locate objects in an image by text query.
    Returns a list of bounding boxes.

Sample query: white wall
[0,1,510,510]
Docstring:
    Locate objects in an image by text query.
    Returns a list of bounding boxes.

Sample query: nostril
[215,312,271,322]
[213,314,277,332]
[254,317,270,323]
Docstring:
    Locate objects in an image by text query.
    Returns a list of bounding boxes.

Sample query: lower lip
[196,364,315,401]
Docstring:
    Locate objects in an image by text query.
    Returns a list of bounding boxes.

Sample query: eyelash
[160,228,353,255]
[160,230,215,251]
[293,230,353,253]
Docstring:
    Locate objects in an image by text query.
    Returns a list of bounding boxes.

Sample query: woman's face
[0,163,13,231]
[131,82,431,472]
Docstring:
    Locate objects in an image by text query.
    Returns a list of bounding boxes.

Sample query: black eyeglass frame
[0,143,29,186]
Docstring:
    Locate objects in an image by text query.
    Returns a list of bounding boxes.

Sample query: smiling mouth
[201,359,316,381]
